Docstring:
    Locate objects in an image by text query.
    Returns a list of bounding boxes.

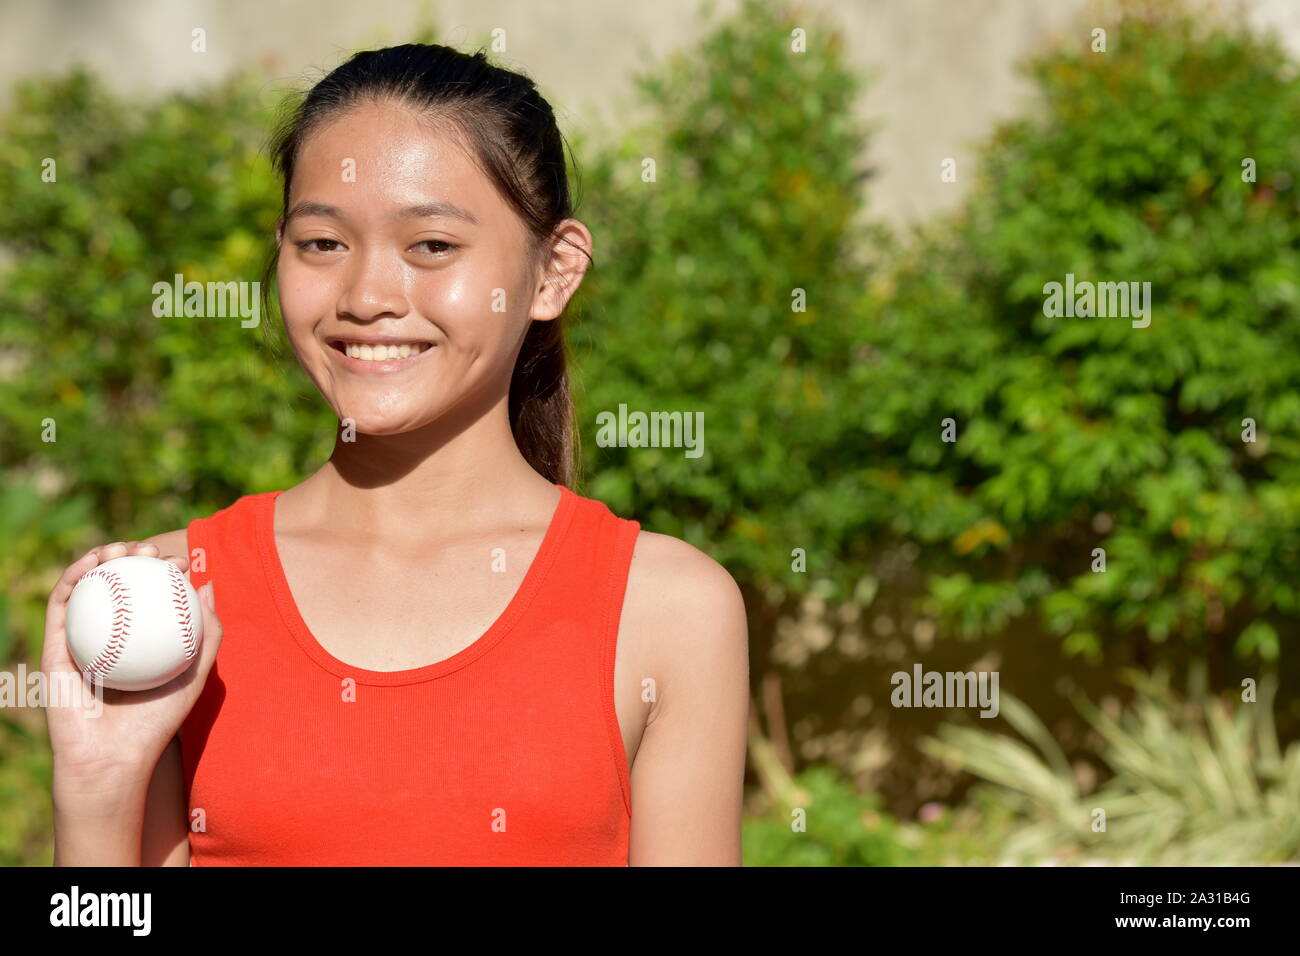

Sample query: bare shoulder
[624,530,746,622]
[620,530,749,687]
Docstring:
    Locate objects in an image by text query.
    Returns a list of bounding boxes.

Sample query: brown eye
[411,239,456,254]
[297,239,342,252]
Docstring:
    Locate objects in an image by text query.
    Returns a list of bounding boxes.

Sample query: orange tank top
[180,483,640,865]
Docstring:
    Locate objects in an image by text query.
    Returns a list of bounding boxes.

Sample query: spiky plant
[920,668,1300,864]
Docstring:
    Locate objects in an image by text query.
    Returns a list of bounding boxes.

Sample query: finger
[43,550,100,675]
[42,552,101,672]
[184,583,224,693]
[96,541,129,561]
[46,548,103,613]
[162,554,190,574]
[131,541,160,557]
[39,623,77,673]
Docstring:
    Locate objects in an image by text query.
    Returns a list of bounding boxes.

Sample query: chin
[330,402,432,437]
[344,417,426,437]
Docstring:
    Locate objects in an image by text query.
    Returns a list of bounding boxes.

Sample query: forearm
[52,769,151,866]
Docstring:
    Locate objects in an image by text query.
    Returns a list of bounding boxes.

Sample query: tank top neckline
[253,482,579,687]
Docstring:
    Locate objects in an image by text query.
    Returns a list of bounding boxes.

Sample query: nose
[336,245,409,322]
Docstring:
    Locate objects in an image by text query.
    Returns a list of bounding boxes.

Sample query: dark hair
[265,43,586,486]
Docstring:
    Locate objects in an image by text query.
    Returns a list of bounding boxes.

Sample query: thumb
[191,580,224,681]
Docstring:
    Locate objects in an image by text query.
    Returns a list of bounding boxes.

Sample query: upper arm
[139,527,193,866]
[619,531,750,866]
[142,528,190,563]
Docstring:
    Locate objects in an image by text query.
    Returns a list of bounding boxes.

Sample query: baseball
[65,555,204,691]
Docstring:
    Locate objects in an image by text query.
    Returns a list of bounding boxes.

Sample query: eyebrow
[284,200,480,226]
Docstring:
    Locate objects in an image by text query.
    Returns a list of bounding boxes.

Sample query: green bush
[0,711,52,866]
[855,0,1300,664]
[742,765,920,866]
[742,760,1028,865]
[573,0,882,609]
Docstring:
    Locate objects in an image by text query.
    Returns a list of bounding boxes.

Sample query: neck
[286,391,560,544]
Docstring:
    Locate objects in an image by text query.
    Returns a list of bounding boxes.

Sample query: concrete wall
[3,0,1299,227]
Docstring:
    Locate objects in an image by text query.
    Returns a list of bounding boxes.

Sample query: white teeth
[342,343,427,361]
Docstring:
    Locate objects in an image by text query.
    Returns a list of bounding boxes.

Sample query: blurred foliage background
[1,0,1296,864]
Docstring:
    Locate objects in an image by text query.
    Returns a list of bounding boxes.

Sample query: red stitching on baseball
[78,567,132,679]
[166,562,199,659]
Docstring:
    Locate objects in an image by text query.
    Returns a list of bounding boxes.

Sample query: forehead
[289,99,504,221]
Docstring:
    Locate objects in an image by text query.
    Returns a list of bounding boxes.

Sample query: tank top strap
[541,486,642,631]
[532,487,641,818]
[183,491,270,615]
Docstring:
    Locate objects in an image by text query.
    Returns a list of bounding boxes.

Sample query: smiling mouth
[328,340,433,362]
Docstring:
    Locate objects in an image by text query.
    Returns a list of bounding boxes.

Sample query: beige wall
[3,0,1299,226]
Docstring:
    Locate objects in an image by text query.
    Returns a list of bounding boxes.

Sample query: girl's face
[276,99,556,436]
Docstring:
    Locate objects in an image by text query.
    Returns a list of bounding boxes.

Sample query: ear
[529,219,593,322]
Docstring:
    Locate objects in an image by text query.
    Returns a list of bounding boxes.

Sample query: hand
[42,540,224,793]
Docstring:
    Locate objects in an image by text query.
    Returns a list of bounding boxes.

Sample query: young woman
[43,43,749,866]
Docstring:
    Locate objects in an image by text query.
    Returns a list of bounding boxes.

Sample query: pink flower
[918,802,944,824]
